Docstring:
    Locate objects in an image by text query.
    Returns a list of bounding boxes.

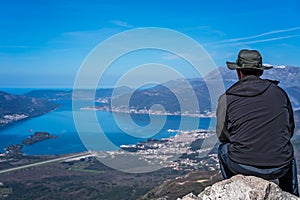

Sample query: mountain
[107,79,212,115]
[0,91,58,127]
[25,89,73,100]
[25,86,133,100]
[262,65,300,88]
[107,65,300,115]
[17,65,300,115]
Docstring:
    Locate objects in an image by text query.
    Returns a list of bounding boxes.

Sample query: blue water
[0,99,214,155]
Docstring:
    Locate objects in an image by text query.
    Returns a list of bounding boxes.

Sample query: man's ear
[258,70,263,77]
[236,69,242,80]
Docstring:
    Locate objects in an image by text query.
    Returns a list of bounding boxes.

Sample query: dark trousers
[218,143,299,197]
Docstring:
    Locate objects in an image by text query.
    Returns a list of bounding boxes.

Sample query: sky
[1,0,300,88]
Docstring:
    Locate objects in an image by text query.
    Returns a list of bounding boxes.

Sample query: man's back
[217,49,298,196]
[217,75,294,167]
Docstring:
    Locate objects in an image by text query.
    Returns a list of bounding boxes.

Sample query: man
[216,49,299,196]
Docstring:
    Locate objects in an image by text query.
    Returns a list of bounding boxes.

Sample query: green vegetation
[0,158,185,200]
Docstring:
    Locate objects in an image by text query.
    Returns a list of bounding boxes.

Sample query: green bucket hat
[226,49,273,70]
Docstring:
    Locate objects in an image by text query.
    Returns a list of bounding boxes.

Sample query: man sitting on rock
[216,49,299,196]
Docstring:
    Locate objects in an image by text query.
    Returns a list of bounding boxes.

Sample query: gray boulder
[179,175,300,200]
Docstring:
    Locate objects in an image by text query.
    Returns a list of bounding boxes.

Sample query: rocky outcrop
[140,171,222,200]
[178,175,300,200]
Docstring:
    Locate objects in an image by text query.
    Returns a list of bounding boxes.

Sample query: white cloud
[181,26,225,37]
[221,35,300,46]
[210,26,300,47]
[48,28,120,47]
[161,53,180,60]
[219,27,300,43]
[110,20,133,28]
[161,52,207,63]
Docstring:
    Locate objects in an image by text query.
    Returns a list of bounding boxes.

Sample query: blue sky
[1,0,300,88]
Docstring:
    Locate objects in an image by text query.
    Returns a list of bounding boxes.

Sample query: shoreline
[80,106,216,118]
[0,106,60,130]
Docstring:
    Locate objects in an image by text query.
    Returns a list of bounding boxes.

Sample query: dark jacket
[216,75,294,167]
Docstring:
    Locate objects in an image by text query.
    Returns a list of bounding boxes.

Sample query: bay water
[0,98,214,155]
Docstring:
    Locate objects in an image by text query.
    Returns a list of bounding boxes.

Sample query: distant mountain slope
[25,86,133,100]
[25,89,73,100]
[109,80,211,115]
[108,65,300,114]
[263,65,300,88]
[0,91,58,127]
[19,66,300,115]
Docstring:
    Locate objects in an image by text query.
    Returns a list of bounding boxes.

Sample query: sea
[0,89,215,155]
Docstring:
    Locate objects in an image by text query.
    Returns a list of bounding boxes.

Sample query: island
[22,132,58,145]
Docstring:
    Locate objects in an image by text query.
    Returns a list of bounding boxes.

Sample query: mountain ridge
[5,65,300,117]
[104,65,300,115]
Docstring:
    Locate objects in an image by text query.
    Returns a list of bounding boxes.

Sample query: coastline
[0,99,216,156]
[80,106,216,118]
[0,106,60,130]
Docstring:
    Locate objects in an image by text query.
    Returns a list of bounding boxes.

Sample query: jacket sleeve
[287,95,295,137]
[279,86,295,137]
[216,94,230,143]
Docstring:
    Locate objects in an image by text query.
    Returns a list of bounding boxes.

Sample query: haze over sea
[0,89,214,155]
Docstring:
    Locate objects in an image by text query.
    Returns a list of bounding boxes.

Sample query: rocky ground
[179,175,300,200]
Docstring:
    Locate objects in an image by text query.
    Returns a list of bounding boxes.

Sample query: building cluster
[0,144,24,159]
[0,114,28,126]
[80,104,215,118]
[91,130,220,172]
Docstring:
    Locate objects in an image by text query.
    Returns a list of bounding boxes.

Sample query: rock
[179,175,300,200]
[177,193,197,200]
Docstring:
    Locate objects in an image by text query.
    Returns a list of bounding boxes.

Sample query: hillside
[0,91,58,127]
[103,65,300,115]
[25,86,133,100]
[21,66,300,115]
[9,66,300,116]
